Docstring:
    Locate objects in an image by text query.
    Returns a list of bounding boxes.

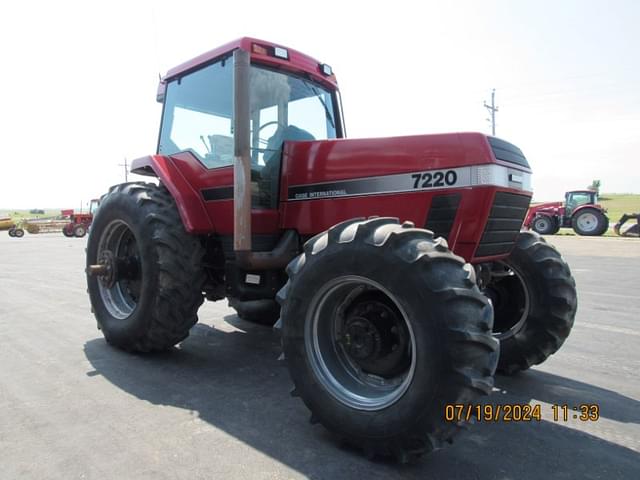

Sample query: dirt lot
[0,233,638,479]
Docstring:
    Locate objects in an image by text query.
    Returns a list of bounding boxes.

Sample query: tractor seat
[260,125,315,207]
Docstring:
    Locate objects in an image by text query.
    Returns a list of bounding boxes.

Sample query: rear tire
[486,231,577,374]
[531,215,556,235]
[13,228,24,238]
[8,228,15,237]
[86,182,206,352]
[279,217,498,462]
[572,208,608,236]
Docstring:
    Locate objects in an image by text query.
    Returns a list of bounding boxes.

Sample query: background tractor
[85,38,577,462]
[524,189,609,236]
[62,199,100,238]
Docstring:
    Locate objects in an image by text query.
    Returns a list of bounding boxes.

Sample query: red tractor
[85,38,577,462]
[524,190,609,236]
[62,199,100,238]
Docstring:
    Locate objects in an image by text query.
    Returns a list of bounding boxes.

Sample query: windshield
[158,59,339,208]
[158,60,338,169]
[248,66,338,208]
[249,66,337,167]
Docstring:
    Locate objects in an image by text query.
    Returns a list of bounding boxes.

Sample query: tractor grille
[424,194,461,240]
[475,192,530,257]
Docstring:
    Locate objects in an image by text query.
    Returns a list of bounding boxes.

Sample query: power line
[484,89,499,136]
[118,158,129,183]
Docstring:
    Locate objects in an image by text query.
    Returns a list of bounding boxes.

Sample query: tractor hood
[530,201,564,213]
[281,132,532,202]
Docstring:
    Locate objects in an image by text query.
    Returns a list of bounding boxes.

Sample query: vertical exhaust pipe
[232,48,298,270]
[233,49,252,254]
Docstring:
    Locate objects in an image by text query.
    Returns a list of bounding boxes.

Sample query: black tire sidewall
[283,243,456,440]
[87,191,159,347]
[499,250,543,361]
[497,232,576,372]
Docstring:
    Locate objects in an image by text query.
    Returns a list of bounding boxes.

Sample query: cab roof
[160,37,338,90]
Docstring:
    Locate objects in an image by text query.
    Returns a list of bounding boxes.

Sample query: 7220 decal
[411,170,458,189]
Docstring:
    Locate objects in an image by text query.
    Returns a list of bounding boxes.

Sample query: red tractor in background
[524,189,609,236]
[62,199,100,238]
[85,38,577,462]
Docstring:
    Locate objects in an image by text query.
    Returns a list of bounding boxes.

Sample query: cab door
[157,55,279,235]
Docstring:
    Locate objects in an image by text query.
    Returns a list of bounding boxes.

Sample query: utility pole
[118,158,129,183]
[483,89,499,136]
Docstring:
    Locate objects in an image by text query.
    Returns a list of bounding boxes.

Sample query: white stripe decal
[287,164,532,201]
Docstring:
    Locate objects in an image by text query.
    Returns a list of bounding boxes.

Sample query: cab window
[158,58,234,169]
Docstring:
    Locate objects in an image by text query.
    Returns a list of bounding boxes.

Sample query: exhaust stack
[233,49,252,254]
[232,49,297,269]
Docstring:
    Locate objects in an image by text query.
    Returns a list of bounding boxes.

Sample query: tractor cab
[89,199,100,215]
[156,40,342,210]
[565,190,597,216]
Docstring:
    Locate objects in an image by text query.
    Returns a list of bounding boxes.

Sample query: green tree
[588,179,601,193]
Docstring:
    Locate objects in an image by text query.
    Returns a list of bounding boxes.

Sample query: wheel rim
[534,217,549,231]
[96,220,141,319]
[576,212,598,232]
[306,275,416,411]
[485,262,530,340]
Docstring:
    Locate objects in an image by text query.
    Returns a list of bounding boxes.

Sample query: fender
[130,155,214,233]
[572,203,605,217]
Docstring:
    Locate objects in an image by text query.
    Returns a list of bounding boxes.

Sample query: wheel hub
[577,213,597,232]
[307,276,417,411]
[342,316,382,360]
[92,250,117,288]
[339,297,410,378]
[88,220,143,319]
[87,250,140,289]
[535,218,548,229]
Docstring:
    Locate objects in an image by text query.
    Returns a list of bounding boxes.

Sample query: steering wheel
[257,121,286,145]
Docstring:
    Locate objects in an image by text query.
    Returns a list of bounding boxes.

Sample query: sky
[0,0,638,209]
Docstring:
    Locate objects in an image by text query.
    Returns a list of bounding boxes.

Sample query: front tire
[486,231,577,374]
[13,228,24,238]
[531,215,556,235]
[86,182,206,352]
[279,218,498,462]
[62,225,74,237]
